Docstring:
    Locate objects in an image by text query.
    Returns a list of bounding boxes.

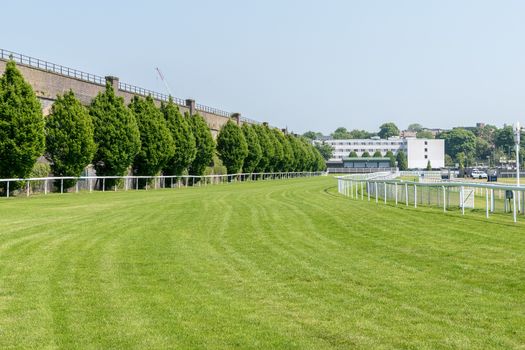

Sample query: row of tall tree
[0,61,323,192]
[216,121,325,175]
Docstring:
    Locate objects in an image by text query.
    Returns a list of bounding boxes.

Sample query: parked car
[471,170,488,179]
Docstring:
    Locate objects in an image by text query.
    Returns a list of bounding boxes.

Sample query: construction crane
[155,67,173,97]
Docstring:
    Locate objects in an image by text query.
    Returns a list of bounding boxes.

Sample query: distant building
[319,137,444,169]
[400,130,417,138]
[342,157,391,169]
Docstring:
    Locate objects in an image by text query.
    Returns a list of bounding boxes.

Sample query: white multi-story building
[321,137,444,169]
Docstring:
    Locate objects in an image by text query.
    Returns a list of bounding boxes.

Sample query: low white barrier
[337,174,525,223]
[0,171,325,198]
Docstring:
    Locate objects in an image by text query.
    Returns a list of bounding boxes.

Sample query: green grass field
[1,177,524,349]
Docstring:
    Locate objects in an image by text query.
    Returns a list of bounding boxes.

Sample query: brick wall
[0,59,240,135]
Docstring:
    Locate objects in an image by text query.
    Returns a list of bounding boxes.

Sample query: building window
[424,148,428,152]
[424,155,428,159]
[424,141,428,145]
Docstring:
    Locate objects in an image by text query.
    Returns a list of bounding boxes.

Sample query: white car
[471,170,488,179]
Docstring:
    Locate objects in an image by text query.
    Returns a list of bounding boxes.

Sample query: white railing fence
[337,174,525,223]
[0,172,324,198]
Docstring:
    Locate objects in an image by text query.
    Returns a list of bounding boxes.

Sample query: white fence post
[414,184,417,208]
[461,186,465,215]
[513,190,517,223]
[443,186,446,212]
[485,188,489,219]
[395,183,398,205]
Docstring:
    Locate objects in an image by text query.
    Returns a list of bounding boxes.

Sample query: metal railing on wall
[195,103,231,118]
[0,48,106,85]
[118,82,186,106]
[0,48,264,124]
[337,173,525,223]
[0,171,324,199]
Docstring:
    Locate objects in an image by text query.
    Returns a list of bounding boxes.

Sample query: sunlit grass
[0,177,524,349]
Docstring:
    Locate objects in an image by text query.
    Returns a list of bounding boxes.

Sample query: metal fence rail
[195,103,231,118]
[0,172,324,199]
[0,48,106,85]
[0,48,263,124]
[337,173,525,223]
[118,82,186,106]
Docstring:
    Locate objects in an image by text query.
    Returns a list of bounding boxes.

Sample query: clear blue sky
[3,0,525,134]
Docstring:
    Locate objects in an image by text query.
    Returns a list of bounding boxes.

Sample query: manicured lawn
[0,176,524,349]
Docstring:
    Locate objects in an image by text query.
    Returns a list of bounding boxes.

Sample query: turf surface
[0,176,524,349]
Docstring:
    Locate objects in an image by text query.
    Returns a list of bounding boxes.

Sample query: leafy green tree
[475,124,497,143]
[348,129,374,139]
[373,150,383,157]
[362,151,371,158]
[45,90,96,189]
[407,123,423,132]
[188,113,215,176]
[385,150,396,167]
[241,124,262,173]
[416,130,434,139]
[444,154,454,167]
[396,151,408,170]
[90,83,141,189]
[302,131,324,140]
[475,137,491,160]
[331,127,352,139]
[286,134,301,171]
[216,120,248,174]
[288,136,308,171]
[315,142,334,160]
[274,130,294,171]
[253,124,274,172]
[426,160,432,170]
[129,96,174,185]
[267,127,284,171]
[378,122,400,139]
[161,97,196,176]
[348,151,358,158]
[310,144,326,171]
[0,60,45,191]
[456,152,466,170]
[300,138,316,171]
[315,151,326,171]
[494,126,515,154]
[438,128,476,160]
